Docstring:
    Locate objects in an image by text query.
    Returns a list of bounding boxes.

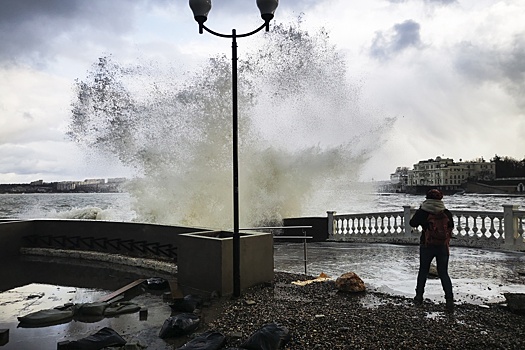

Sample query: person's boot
[413,294,423,306]
[446,298,454,313]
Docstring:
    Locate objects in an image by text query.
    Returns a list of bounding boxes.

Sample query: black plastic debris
[175,331,226,350]
[240,323,291,350]
[504,293,525,314]
[0,329,9,346]
[159,313,200,339]
[26,292,44,299]
[59,327,126,350]
[146,277,170,290]
[170,295,203,313]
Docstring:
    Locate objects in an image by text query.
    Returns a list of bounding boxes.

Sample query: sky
[1,0,524,183]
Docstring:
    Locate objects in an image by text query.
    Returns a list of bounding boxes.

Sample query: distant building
[56,181,77,191]
[82,178,106,185]
[389,167,409,192]
[1,177,128,194]
[404,156,496,194]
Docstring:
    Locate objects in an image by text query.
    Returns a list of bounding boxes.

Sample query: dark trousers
[416,245,453,299]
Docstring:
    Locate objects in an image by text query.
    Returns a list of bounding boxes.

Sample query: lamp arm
[201,21,269,38]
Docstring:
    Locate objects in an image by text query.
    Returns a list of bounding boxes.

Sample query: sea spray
[68,20,395,228]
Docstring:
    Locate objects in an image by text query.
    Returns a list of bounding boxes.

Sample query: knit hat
[426,189,443,200]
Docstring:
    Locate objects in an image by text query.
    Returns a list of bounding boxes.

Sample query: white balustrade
[327,204,525,251]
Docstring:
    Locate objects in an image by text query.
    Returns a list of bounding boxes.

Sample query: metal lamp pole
[189,0,278,297]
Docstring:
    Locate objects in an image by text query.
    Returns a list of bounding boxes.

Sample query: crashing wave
[56,207,106,220]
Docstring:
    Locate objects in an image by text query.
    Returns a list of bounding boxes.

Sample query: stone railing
[328,204,525,251]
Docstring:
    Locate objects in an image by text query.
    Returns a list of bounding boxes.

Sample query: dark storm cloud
[0,0,158,65]
[455,36,525,106]
[369,20,423,60]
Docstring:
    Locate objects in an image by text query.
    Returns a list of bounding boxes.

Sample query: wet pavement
[274,242,525,305]
[1,242,525,349]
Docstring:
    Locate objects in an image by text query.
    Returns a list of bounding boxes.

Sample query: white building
[407,156,495,192]
[389,167,409,192]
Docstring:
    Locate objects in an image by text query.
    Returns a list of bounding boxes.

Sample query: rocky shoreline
[187,272,525,349]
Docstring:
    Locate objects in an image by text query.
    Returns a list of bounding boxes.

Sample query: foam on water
[68,21,394,228]
[54,207,105,220]
[0,193,134,222]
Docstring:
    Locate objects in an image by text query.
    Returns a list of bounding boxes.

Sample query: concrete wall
[0,219,204,261]
[177,231,274,297]
[0,221,34,260]
[32,219,203,244]
[1,221,274,297]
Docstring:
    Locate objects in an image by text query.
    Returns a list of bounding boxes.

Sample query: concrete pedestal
[177,231,273,296]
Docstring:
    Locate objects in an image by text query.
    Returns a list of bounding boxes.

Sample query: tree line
[492,155,525,178]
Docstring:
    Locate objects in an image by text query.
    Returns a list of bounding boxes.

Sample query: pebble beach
[193,272,525,350]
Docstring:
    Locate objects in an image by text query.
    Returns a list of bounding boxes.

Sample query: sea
[0,191,523,223]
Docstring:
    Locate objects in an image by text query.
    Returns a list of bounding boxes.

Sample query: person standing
[410,188,454,312]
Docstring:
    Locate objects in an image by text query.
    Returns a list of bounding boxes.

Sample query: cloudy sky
[1,0,524,183]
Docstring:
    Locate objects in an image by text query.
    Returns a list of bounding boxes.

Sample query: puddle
[0,283,173,349]
[0,284,104,323]
[0,284,108,349]
[357,293,389,309]
[425,311,446,320]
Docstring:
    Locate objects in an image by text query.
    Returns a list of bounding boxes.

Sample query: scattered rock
[196,272,525,349]
[229,331,243,339]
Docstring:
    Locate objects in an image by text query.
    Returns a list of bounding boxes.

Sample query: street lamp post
[189,0,278,297]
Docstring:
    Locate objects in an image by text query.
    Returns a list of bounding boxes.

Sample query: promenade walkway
[1,242,525,348]
[274,242,525,305]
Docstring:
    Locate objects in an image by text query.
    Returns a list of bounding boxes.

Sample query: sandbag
[61,327,126,350]
[159,313,200,339]
[170,295,203,312]
[176,331,226,350]
[18,307,74,326]
[240,323,291,350]
[75,302,108,316]
[104,301,141,316]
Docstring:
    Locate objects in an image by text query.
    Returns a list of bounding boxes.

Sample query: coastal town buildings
[389,156,525,195]
[0,178,128,194]
[407,156,495,192]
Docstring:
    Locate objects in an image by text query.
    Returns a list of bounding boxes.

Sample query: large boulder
[335,272,366,293]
